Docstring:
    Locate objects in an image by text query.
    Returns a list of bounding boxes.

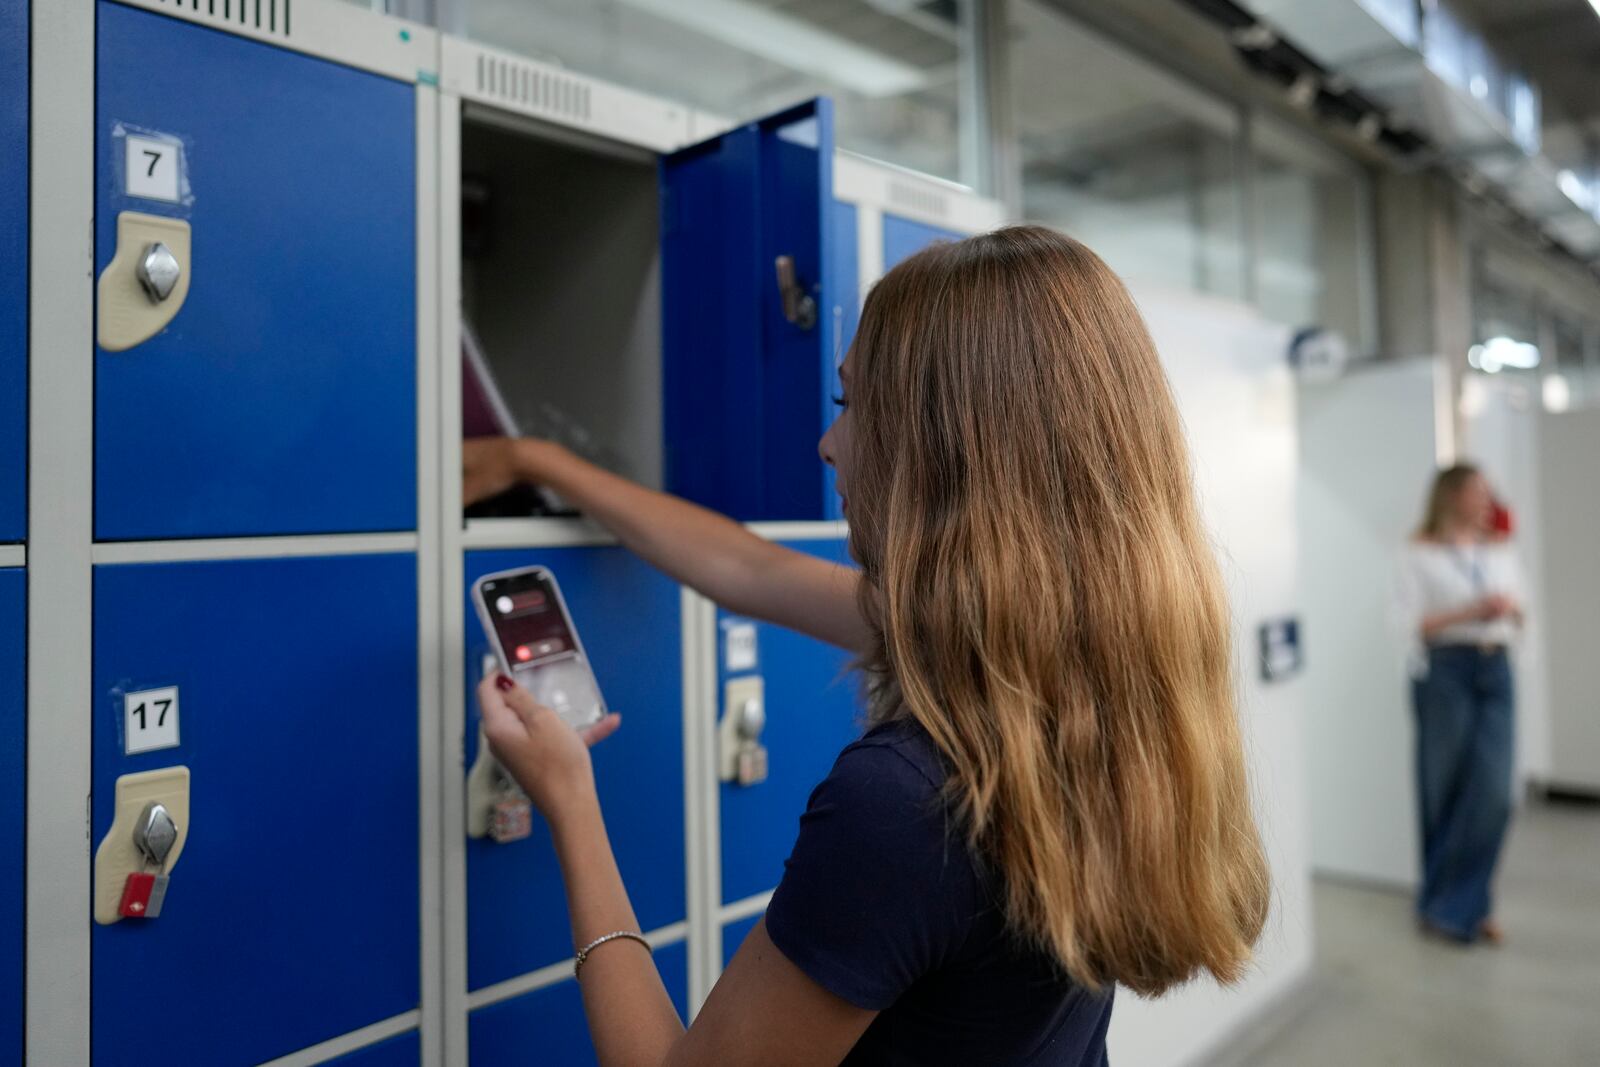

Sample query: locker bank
[16,2,1003,1063]
[18,0,1600,1064]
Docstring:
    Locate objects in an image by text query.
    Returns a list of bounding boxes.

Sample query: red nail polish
[495,674,514,692]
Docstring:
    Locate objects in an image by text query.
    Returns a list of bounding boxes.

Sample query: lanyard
[1449,546,1485,595]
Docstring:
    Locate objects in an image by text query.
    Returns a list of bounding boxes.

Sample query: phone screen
[477,568,604,727]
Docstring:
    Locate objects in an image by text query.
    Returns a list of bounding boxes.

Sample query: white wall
[1296,360,1446,888]
[1108,286,1313,1067]
[1459,379,1553,789]
[1537,408,1600,791]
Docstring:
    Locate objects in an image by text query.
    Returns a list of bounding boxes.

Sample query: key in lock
[120,802,178,919]
[733,696,769,787]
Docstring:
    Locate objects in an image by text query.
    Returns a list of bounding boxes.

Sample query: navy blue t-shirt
[765,719,1113,1066]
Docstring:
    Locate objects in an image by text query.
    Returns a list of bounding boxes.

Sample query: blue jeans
[1412,646,1514,940]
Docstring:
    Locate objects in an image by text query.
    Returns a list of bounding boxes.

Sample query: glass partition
[1006,0,1246,299]
[463,0,970,182]
[1254,119,1375,351]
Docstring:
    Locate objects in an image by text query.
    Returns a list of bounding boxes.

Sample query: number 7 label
[124,133,182,203]
[124,686,181,755]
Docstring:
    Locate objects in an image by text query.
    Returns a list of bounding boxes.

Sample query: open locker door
[661,99,846,522]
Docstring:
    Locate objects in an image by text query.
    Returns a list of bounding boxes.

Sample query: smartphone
[472,566,606,730]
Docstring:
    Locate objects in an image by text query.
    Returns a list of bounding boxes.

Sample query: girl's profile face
[1456,473,1494,530]
[819,354,854,517]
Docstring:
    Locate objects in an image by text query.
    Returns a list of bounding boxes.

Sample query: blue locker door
[92,554,419,1065]
[821,199,860,522]
[463,549,685,991]
[883,213,964,272]
[661,99,845,522]
[0,2,26,542]
[0,570,23,1067]
[718,537,861,906]
[468,941,688,1066]
[94,2,417,540]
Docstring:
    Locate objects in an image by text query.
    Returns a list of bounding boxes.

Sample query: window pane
[463,0,967,182]
[1008,0,1245,299]
[1254,123,1373,350]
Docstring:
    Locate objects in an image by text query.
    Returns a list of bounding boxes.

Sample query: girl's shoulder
[844,717,948,797]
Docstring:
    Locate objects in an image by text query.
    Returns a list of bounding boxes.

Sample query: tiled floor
[1208,798,1600,1067]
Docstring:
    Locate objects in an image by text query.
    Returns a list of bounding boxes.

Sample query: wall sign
[1259,618,1303,683]
[124,686,181,755]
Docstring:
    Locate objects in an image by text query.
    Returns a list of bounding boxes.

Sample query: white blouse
[1394,541,1524,674]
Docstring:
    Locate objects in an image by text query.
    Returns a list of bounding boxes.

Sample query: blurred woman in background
[1398,464,1525,945]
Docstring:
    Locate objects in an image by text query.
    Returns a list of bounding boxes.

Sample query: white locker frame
[26,2,446,1065]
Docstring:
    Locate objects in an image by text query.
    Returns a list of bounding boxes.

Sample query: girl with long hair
[469,225,1270,1064]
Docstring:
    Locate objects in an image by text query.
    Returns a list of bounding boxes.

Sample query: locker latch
[774,255,818,331]
[97,211,193,352]
[719,676,768,787]
[466,655,533,842]
[136,243,183,303]
[94,766,192,925]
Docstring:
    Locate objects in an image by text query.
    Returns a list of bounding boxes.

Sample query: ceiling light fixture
[1468,336,1542,374]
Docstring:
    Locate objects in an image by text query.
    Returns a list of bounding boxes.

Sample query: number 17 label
[124,686,181,755]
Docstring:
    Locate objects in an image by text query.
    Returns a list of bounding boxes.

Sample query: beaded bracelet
[574,930,653,979]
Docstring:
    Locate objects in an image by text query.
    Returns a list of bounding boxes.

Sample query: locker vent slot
[152,0,293,37]
[475,55,593,124]
[887,180,950,220]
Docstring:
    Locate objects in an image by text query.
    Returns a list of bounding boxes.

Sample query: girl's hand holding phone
[477,673,623,824]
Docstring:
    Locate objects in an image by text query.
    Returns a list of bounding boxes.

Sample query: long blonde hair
[1416,464,1481,541]
[847,226,1269,996]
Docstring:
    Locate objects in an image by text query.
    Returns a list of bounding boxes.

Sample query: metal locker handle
[718,676,766,783]
[136,242,183,303]
[93,766,192,925]
[97,211,193,352]
[774,255,818,331]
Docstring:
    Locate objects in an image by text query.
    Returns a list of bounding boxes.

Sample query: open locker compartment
[461,104,665,517]
[457,91,842,523]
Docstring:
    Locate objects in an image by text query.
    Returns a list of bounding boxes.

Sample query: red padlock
[119,871,169,919]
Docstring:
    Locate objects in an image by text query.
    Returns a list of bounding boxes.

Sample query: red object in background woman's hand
[1490,498,1514,539]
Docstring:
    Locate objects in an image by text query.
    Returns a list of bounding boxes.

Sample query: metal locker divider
[0,0,25,542]
[461,548,686,994]
[92,0,418,540]
[91,553,421,1065]
[323,1029,423,1067]
[467,941,689,1066]
[715,537,860,911]
[0,570,23,1065]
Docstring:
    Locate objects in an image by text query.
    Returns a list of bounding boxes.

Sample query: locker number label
[724,622,759,673]
[124,687,181,755]
[124,135,182,203]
